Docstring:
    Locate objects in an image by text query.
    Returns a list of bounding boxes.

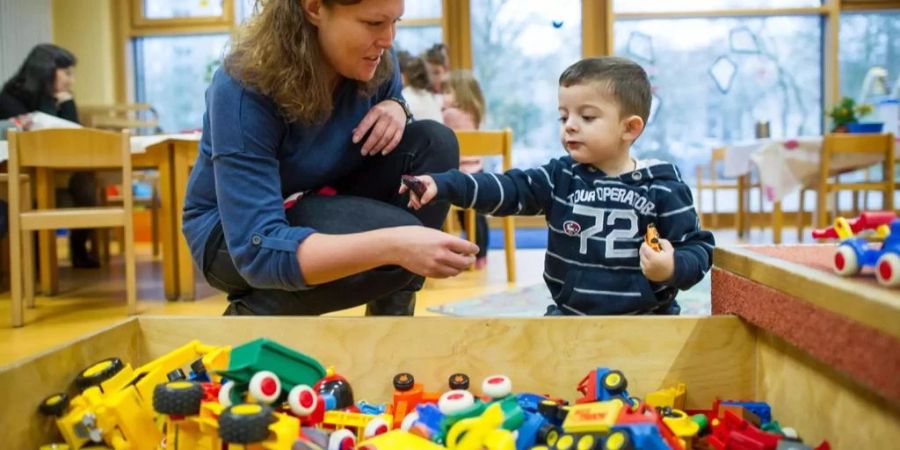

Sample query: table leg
[35,168,58,295]
[173,142,195,301]
[773,201,783,245]
[737,175,747,238]
[155,145,179,300]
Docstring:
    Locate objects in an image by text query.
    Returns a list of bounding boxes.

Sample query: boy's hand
[640,238,675,283]
[398,175,437,210]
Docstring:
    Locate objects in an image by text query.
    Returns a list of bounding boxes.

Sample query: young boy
[401,57,715,315]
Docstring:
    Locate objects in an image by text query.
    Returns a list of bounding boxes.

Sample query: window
[838,11,900,102]
[614,0,821,14]
[395,0,443,56]
[614,16,822,181]
[134,34,230,133]
[143,0,224,19]
[470,0,582,168]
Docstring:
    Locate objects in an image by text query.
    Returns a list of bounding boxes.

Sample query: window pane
[404,0,442,19]
[471,0,581,168]
[839,12,900,103]
[395,26,443,56]
[614,0,821,13]
[134,34,229,133]
[144,0,224,19]
[614,17,822,181]
[236,0,258,23]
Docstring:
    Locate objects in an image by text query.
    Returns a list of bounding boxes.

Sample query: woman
[183,0,478,316]
[0,44,99,268]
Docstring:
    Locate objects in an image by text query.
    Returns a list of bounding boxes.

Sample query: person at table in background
[0,43,100,269]
[183,0,477,316]
[424,43,449,94]
[397,51,443,123]
[441,70,490,270]
[403,57,715,315]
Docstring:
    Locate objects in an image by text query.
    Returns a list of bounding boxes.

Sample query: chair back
[455,129,513,171]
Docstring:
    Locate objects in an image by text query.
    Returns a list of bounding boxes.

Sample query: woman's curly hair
[225,0,394,124]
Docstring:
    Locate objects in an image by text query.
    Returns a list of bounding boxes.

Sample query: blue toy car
[832,218,900,287]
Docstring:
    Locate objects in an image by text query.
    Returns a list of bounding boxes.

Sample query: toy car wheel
[328,429,356,450]
[38,393,69,417]
[154,381,204,416]
[400,411,419,431]
[287,384,318,416]
[218,403,273,444]
[538,399,559,418]
[537,423,561,446]
[248,370,282,404]
[605,430,634,450]
[448,372,470,390]
[833,245,861,276]
[392,372,415,391]
[363,417,390,439]
[438,389,475,415]
[219,380,236,407]
[875,253,900,287]
[481,375,512,398]
[75,357,125,391]
[601,370,628,395]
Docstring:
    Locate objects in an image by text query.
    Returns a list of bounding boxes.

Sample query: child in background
[442,70,490,269]
[397,51,443,123]
[424,44,450,94]
[403,57,715,315]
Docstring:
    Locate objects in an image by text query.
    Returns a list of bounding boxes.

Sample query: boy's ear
[303,0,323,26]
[622,115,645,141]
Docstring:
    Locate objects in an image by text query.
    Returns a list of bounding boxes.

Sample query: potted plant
[827,97,881,133]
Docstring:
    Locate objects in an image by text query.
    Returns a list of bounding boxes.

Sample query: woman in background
[0,44,99,268]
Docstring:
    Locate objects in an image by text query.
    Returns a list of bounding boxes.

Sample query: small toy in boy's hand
[401,175,427,197]
[645,223,661,252]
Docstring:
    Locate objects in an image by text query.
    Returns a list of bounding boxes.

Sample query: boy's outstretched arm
[403,159,564,216]
[654,182,715,290]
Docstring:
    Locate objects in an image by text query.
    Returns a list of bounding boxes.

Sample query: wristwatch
[388,97,414,123]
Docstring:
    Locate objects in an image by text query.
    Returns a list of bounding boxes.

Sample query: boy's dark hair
[559,57,651,124]
[424,43,448,67]
[397,51,430,91]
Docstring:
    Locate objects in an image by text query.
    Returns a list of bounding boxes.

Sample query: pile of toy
[38,338,831,450]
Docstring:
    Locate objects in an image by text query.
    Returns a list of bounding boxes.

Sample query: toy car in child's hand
[645,223,661,252]
[401,175,427,197]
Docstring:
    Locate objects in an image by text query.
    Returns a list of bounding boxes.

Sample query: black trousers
[203,120,459,315]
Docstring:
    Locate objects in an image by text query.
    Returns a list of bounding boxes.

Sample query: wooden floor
[0,227,788,366]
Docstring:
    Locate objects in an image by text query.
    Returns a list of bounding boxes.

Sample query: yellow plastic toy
[323,409,393,442]
[560,400,623,434]
[357,430,446,450]
[645,383,686,410]
[39,341,230,450]
[662,409,700,449]
[445,402,516,450]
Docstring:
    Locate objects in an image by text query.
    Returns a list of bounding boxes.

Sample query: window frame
[130,0,235,32]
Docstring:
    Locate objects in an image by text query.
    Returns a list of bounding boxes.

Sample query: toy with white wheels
[815,215,900,288]
[328,428,356,450]
[875,252,900,287]
[833,244,862,276]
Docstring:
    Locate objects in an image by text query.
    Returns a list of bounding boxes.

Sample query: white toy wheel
[438,389,475,415]
[328,429,356,450]
[875,253,900,287]
[364,417,390,439]
[287,384,318,416]
[400,412,419,431]
[248,371,281,404]
[833,246,860,276]
[482,375,512,399]
[219,381,235,407]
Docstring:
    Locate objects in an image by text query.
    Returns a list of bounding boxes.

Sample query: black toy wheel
[448,373,470,390]
[38,393,70,417]
[537,422,561,445]
[75,357,125,391]
[153,381,204,416]
[601,370,628,395]
[605,430,633,450]
[392,372,415,391]
[538,399,559,418]
[219,404,274,444]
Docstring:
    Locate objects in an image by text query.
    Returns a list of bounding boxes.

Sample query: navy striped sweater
[431,156,715,315]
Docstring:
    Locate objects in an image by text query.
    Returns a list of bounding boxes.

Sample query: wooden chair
[694,147,762,232]
[80,103,162,135]
[7,128,137,327]
[0,174,33,295]
[450,129,516,283]
[813,133,895,230]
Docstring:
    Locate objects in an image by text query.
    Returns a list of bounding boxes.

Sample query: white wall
[0,0,53,86]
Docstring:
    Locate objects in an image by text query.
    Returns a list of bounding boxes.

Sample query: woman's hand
[640,238,675,283]
[54,90,74,104]
[393,226,479,278]
[398,175,437,210]
[353,99,407,156]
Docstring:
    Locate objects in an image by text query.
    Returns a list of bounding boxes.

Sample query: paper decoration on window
[626,31,654,64]
[729,27,760,54]
[648,91,661,124]
[709,55,738,94]
[552,20,564,29]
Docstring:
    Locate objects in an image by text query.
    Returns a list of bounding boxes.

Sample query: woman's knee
[405,120,459,172]
[286,194,423,233]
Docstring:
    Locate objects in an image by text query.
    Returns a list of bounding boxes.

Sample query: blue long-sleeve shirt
[431,157,715,315]
[182,65,402,291]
